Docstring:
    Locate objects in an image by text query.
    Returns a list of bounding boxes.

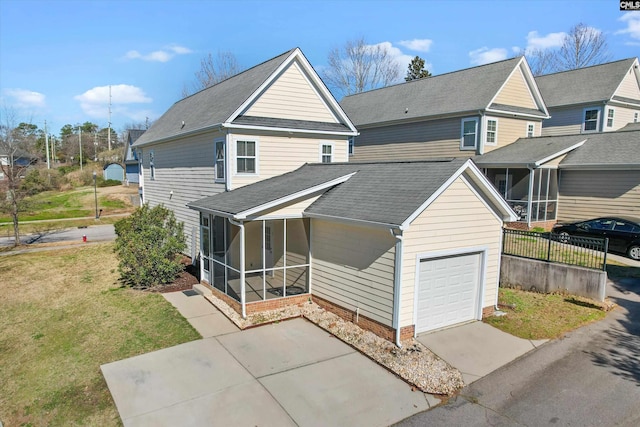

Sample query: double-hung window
[149,151,155,180]
[214,140,225,182]
[461,118,478,150]
[485,119,497,145]
[236,140,256,174]
[321,143,333,163]
[606,109,614,128]
[348,137,354,156]
[583,108,600,132]
[526,123,535,138]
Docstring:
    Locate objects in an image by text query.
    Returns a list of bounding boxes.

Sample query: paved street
[0,224,115,247]
[396,272,640,426]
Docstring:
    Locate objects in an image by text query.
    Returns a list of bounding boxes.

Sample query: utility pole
[108,85,112,151]
[44,120,50,169]
[94,131,98,161]
[79,127,83,171]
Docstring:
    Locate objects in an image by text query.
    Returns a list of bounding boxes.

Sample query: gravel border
[202,293,464,395]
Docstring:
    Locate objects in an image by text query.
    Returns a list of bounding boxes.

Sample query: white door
[416,252,482,334]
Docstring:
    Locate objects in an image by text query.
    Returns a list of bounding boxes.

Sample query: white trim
[460,117,479,150]
[214,138,226,184]
[535,140,586,166]
[485,117,498,146]
[412,246,488,334]
[233,137,259,176]
[484,108,549,120]
[304,211,399,230]
[610,58,640,102]
[319,142,334,163]
[235,172,356,219]
[606,107,615,128]
[401,159,517,229]
[582,106,601,133]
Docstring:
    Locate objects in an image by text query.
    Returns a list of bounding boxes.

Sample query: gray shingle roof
[535,58,637,108]
[188,159,471,226]
[474,127,640,168]
[232,116,350,133]
[488,103,547,117]
[340,57,526,127]
[133,49,296,147]
[473,135,586,167]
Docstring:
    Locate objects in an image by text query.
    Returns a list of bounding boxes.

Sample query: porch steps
[193,283,213,297]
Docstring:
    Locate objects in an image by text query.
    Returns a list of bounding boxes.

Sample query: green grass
[484,288,607,340]
[98,197,126,209]
[0,243,200,426]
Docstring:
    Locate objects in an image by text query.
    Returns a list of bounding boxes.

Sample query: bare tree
[519,48,558,76]
[182,51,243,97]
[324,37,400,98]
[0,108,37,246]
[556,23,611,71]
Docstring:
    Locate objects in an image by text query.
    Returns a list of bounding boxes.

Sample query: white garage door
[416,252,482,334]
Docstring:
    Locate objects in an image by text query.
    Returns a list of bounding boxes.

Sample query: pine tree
[405,56,432,81]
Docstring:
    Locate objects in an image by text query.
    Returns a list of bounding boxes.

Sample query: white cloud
[617,12,640,43]
[366,41,431,82]
[74,84,152,119]
[123,44,192,62]
[398,38,433,52]
[468,47,508,66]
[3,88,46,108]
[525,30,566,52]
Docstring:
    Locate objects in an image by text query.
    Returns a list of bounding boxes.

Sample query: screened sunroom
[199,214,311,314]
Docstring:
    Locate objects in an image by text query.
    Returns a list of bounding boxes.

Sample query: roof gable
[340,57,547,127]
[612,58,640,102]
[492,63,538,110]
[535,58,638,108]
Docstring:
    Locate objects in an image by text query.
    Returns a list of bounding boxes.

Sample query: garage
[415,252,483,334]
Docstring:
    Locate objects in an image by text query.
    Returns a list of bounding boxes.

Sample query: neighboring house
[341,56,549,161]
[0,148,38,189]
[536,58,640,136]
[123,129,145,184]
[103,163,124,181]
[474,123,640,229]
[188,159,517,343]
[131,48,358,257]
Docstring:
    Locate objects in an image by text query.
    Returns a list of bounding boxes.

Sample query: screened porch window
[199,215,310,303]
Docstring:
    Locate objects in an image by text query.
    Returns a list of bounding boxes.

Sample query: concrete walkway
[417,322,547,385]
[102,291,434,426]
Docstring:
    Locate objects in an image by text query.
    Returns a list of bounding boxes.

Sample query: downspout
[390,228,404,348]
[229,218,246,318]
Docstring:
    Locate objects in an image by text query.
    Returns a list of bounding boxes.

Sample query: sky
[1,0,639,137]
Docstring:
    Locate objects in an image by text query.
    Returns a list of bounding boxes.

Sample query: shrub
[97,177,122,187]
[20,169,59,195]
[114,204,186,289]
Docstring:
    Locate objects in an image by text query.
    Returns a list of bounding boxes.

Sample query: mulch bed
[152,258,200,293]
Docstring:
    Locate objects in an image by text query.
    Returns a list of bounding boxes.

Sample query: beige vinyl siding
[352,117,473,161]
[400,177,502,327]
[257,195,321,218]
[611,106,640,130]
[542,107,586,136]
[614,67,640,100]
[141,130,225,254]
[493,67,537,109]
[558,170,640,221]
[483,116,541,153]
[245,62,337,123]
[232,134,348,188]
[311,220,396,326]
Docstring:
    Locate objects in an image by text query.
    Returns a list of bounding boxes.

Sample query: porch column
[229,218,246,318]
[527,167,534,228]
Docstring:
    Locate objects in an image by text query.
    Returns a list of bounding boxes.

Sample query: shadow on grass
[564,297,603,310]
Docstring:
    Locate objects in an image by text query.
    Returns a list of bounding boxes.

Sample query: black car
[552,216,640,260]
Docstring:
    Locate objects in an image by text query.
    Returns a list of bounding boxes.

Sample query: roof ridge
[535,57,637,79]
[306,158,458,166]
[342,56,523,99]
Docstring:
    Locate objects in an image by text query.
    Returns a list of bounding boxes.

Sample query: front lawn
[0,243,200,426]
[484,288,607,340]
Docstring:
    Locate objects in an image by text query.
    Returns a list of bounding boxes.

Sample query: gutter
[390,228,404,348]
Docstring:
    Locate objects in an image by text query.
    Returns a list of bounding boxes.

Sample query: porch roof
[473,135,587,168]
[189,158,504,227]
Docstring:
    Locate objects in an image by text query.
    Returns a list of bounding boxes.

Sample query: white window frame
[605,108,614,128]
[234,138,258,176]
[348,137,354,156]
[460,117,479,150]
[149,150,155,180]
[634,112,639,123]
[320,143,334,163]
[214,139,226,183]
[582,107,601,133]
[485,118,498,146]
[526,122,535,138]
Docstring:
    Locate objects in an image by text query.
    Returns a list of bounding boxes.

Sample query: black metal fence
[502,229,608,271]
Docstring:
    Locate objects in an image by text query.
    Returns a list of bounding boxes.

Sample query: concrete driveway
[102,291,433,427]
